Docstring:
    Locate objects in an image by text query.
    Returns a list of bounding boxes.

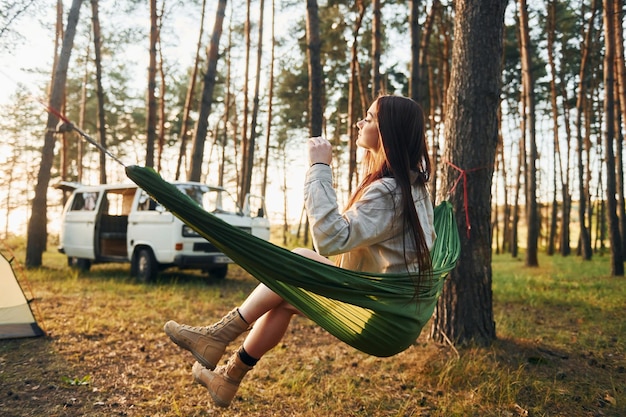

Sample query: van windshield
[176,184,241,215]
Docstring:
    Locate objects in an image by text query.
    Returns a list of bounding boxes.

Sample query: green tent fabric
[125,165,460,357]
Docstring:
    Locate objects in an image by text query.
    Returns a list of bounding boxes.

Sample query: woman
[163,94,436,408]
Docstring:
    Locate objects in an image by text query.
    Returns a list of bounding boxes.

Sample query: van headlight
[182,225,201,237]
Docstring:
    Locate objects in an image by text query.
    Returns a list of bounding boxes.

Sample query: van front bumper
[173,254,232,268]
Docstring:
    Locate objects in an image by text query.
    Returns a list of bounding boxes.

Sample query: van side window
[102,190,135,216]
[137,191,160,211]
[70,192,99,211]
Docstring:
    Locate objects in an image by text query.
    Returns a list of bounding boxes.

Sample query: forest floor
[0,248,624,417]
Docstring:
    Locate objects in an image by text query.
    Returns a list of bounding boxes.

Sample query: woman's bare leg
[236,248,334,359]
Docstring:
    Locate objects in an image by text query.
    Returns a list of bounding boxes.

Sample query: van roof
[54,181,227,193]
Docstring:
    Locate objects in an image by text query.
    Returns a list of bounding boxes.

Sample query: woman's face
[356,101,381,152]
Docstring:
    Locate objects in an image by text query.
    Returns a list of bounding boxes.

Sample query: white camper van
[57,181,270,282]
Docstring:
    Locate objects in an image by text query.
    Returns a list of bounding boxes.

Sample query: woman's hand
[307,136,332,166]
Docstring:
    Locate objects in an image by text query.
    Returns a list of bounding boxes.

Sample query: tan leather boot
[192,352,253,408]
[164,309,250,370]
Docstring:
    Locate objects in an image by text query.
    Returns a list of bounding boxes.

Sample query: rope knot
[444,161,489,239]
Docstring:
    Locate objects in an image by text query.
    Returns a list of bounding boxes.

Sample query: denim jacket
[304,164,436,274]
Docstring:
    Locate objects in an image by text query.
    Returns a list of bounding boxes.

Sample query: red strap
[445,161,488,239]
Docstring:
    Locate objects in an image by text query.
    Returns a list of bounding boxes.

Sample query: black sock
[238,347,259,367]
[236,308,249,325]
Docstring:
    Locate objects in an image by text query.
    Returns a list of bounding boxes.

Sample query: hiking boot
[192,351,253,408]
[164,308,249,370]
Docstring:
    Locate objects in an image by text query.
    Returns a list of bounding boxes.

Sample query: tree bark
[431,0,506,346]
[418,0,438,106]
[518,0,539,267]
[371,0,381,99]
[241,0,265,207]
[261,0,276,199]
[602,0,624,275]
[189,0,228,181]
[546,0,560,256]
[306,0,323,137]
[90,0,107,183]
[25,0,83,267]
[348,0,365,194]
[613,0,626,255]
[238,0,251,206]
[145,0,158,168]
[156,0,166,172]
[409,0,420,101]
[175,0,206,180]
[78,36,90,184]
[575,0,599,260]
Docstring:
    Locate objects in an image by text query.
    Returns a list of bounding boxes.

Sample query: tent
[0,253,44,339]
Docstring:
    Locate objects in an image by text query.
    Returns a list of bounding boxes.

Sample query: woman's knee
[291,247,334,265]
[292,247,315,257]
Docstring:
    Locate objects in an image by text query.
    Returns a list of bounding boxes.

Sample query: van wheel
[68,257,91,271]
[208,265,228,280]
[134,249,157,283]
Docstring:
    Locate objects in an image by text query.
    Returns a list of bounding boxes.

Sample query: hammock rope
[125,165,460,357]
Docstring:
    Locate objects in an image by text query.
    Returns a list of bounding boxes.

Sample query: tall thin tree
[188,0,228,181]
[241,0,265,208]
[90,0,107,183]
[306,0,323,137]
[613,0,626,254]
[348,0,366,194]
[371,0,381,98]
[602,0,624,275]
[26,0,84,267]
[261,0,276,199]
[575,0,599,260]
[518,0,539,267]
[145,0,158,167]
[409,0,420,101]
[175,0,206,180]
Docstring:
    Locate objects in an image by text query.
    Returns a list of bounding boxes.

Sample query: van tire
[208,265,228,279]
[134,248,158,283]
[68,257,91,271]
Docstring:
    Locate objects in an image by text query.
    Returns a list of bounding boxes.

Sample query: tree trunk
[90,0,107,183]
[602,0,624,275]
[575,0,598,260]
[613,0,626,255]
[431,0,506,346]
[546,0,560,256]
[418,0,438,106]
[518,0,539,267]
[175,0,206,180]
[555,3,573,257]
[499,122,511,254]
[78,37,90,183]
[188,0,227,181]
[348,0,365,194]
[145,0,158,168]
[25,0,83,267]
[262,0,276,199]
[156,0,166,172]
[241,0,265,207]
[220,15,233,188]
[409,0,420,101]
[238,0,251,206]
[306,0,323,137]
[371,0,381,99]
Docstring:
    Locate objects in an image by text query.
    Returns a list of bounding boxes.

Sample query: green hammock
[125,165,460,357]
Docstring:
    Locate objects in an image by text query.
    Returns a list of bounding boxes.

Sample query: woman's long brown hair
[346,95,433,295]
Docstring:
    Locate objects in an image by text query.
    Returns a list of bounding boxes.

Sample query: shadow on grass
[0,336,107,416]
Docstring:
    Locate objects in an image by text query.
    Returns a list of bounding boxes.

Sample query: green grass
[0,244,624,416]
